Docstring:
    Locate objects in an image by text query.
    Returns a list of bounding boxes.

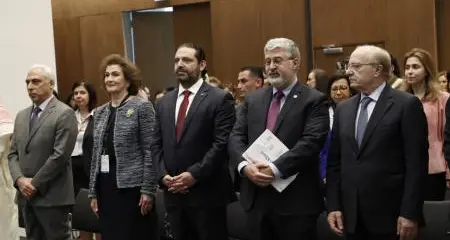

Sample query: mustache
[176,68,187,73]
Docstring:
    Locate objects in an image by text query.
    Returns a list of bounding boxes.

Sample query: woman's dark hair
[390,53,401,78]
[99,54,142,96]
[326,73,355,108]
[177,43,207,79]
[65,92,73,106]
[310,68,328,93]
[71,81,97,112]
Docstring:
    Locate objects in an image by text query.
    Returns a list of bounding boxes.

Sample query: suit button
[25,149,29,154]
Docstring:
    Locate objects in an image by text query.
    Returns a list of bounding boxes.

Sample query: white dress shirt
[175,78,204,124]
[355,81,386,137]
[329,106,334,130]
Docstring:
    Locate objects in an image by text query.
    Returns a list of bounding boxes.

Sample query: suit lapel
[273,83,302,133]
[258,87,273,134]
[27,98,57,146]
[167,90,178,143]
[180,82,209,140]
[22,106,33,143]
[347,95,360,153]
[358,86,393,154]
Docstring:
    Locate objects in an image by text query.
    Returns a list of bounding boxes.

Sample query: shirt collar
[178,78,204,97]
[361,81,386,102]
[272,77,298,97]
[75,110,94,118]
[34,95,54,111]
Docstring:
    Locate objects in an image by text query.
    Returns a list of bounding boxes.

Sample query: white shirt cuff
[237,161,249,176]
[268,162,282,179]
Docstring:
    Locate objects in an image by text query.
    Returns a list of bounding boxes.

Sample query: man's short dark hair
[239,66,264,80]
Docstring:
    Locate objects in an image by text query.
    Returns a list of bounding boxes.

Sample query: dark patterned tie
[356,96,372,146]
[30,107,42,132]
[176,90,191,142]
[266,90,284,131]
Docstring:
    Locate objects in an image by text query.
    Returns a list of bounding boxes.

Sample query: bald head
[352,45,391,78]
[346,45,392,94]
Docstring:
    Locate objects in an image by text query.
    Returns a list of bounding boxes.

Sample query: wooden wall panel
[52,0,71,20]
[211,0,308,84]
[311,0,387,47]
[211,0,263,85]
[79,13,125,104]
[310,0,437,74]
[173,3,214,78]
[52,0,209,19]
[436,0,450,71]
[386,0,437,66]
[52,18,83,101]
[133,12,177,97]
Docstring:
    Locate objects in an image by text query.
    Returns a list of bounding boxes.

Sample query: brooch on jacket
[126,109,134,117]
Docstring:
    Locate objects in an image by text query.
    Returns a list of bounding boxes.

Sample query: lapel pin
[293,95,298,99]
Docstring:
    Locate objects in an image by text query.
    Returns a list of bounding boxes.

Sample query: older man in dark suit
[228,38,329,240]
[9,64,78,240]
[326,45,428,240]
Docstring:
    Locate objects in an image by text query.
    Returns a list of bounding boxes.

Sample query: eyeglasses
[264,57,294,67]
[346,63,379,71]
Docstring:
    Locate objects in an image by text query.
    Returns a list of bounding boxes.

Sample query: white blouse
[71,110,93,157]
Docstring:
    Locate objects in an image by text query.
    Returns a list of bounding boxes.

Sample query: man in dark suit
[237,66,264,102]
[9,65,78,240]
[326,45,428,240]
[228,38,329,240]
[151,43,235,240]
[231,66,265,191]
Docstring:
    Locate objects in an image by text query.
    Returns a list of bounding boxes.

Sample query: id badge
[101,155,110,173]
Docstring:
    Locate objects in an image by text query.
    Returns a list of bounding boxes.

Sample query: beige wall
[1,0,57,117]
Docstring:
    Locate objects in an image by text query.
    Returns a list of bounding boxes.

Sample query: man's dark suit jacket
[151,82,236,207]
[444,100,450,166]
[228,82,329,215]
[326,85,428,234]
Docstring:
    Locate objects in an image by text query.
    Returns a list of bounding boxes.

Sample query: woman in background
[307,68,328,93]
[319,74,353,185]
[403,48,449,201]
[70,81,99,240]
[438,71,449,93]
[207,76,224,89]
[89,54,158,240]
[388,54,404,89]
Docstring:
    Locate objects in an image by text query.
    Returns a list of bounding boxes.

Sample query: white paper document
[242,129,298,192]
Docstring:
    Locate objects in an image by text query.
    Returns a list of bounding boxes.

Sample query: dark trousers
[22,204,71,240]
[166,205,228,240]
[346,197,398,240]
[345,226,398,240]
[246,189,318,240]
[425,172,446,201]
